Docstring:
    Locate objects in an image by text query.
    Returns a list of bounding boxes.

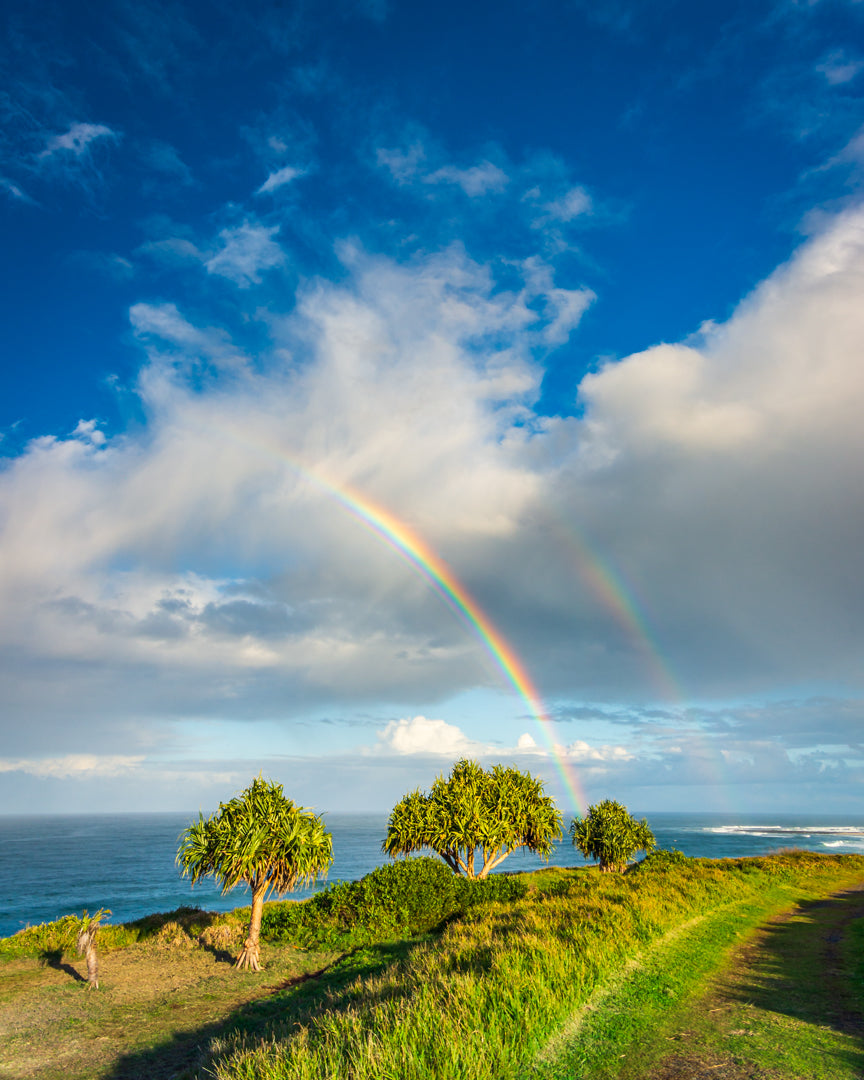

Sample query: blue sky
[1,0,864,816]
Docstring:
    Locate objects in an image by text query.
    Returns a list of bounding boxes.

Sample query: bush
[635,848,689,870]
[261,857,528,947]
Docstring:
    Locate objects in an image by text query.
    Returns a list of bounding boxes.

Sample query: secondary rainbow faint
[299,469,587,814]
[546,516,684,702]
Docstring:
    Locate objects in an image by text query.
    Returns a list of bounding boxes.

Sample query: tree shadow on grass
[102,937,426,1080]
[39,948,85,982]
[718,889,864,1074]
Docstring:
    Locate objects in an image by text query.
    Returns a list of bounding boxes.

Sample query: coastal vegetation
[2,850,863,1079]
[383,758,563,877]
[570,799,657,872]
[177,777,333,971]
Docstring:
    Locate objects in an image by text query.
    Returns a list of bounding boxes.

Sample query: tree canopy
[177,776,332,970]
[383,758,562,879]
[570,799,656,872]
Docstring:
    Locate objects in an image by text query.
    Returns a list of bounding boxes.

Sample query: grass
[204,853,864,1080]
[1,852,863,1080]
[612,883,864,1080]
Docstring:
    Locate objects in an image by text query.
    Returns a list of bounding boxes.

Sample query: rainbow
[546,512,734,809]
[547,517,684,702]
[294,469,587,813]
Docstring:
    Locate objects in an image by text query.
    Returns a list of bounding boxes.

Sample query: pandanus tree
[76,908,110,989]
[570,799,656,872]
[384,758,562,878]
[177,776,332,971]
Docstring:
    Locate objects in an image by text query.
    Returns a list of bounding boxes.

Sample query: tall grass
[208,853,864,1080]
[0,905,247,958]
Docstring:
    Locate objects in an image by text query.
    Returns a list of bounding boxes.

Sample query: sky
[1,0,864,817]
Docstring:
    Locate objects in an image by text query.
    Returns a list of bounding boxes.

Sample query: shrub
[261,857,528,947]
[635,848,689,870]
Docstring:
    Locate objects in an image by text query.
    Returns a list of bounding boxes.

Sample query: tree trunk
[85,942,99,989]
[76,927,100,989]
[234,883,266,972]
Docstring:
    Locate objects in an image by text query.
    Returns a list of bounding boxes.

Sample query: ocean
[3,810,864,940]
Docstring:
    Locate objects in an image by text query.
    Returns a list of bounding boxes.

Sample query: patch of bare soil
[650,888,864,1080]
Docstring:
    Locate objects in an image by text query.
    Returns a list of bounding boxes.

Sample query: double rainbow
[298,469,587,813]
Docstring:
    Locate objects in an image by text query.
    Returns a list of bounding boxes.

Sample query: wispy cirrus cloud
[138,218,287,289]
[424,161,509,197]
[39,122,119,160]
[205,222,285,287]
[0,176,36,204]
[256,164,305,195]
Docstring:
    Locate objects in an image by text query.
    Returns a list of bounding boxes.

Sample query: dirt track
[652,888,864,1080]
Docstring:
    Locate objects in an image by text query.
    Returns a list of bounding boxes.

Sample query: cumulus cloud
[2,208,864,775]
[376,716,478,755]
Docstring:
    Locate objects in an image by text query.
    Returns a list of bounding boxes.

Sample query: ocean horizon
[3,810,864,940]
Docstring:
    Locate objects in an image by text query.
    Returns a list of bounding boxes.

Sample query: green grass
[608,884,864,1080]
[3,852,863,1080]
[203,853,864,1080]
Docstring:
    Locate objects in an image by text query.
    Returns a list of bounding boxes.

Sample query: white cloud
[816,50,864,86]
[0,177,35,204]
[376,716,477,755]
[205,222,285,286]
[376,143,426,183]
[522,257,595,345]
[256,164,304,195]
[72,419,106,446]
[424,161,509,197]
[40,122,118,159]
[542,185,593,222]
[560,740,633,762]
[2,209,864,768]
[0,755,144,779]
[377,142,508,197]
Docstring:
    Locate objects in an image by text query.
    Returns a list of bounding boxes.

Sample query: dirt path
[651,888,864,1080]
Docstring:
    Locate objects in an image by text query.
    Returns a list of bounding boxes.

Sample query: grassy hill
[1,851,863,1079]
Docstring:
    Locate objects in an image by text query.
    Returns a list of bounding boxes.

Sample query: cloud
[424,161,509,197]
[376,716,478,755]
[72,419,106,446]
[40,122,118,160]
[376,142,426,183]
[256,164,304,195]
[2,208,864,774]
[0,177,36,204]
[816,50,864,86]
[140,140,195,185]
[205,222,285,286]
[0,755,144,779]
[541,185,593,222]
[129,301,245,370]
[377,140,508,197]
